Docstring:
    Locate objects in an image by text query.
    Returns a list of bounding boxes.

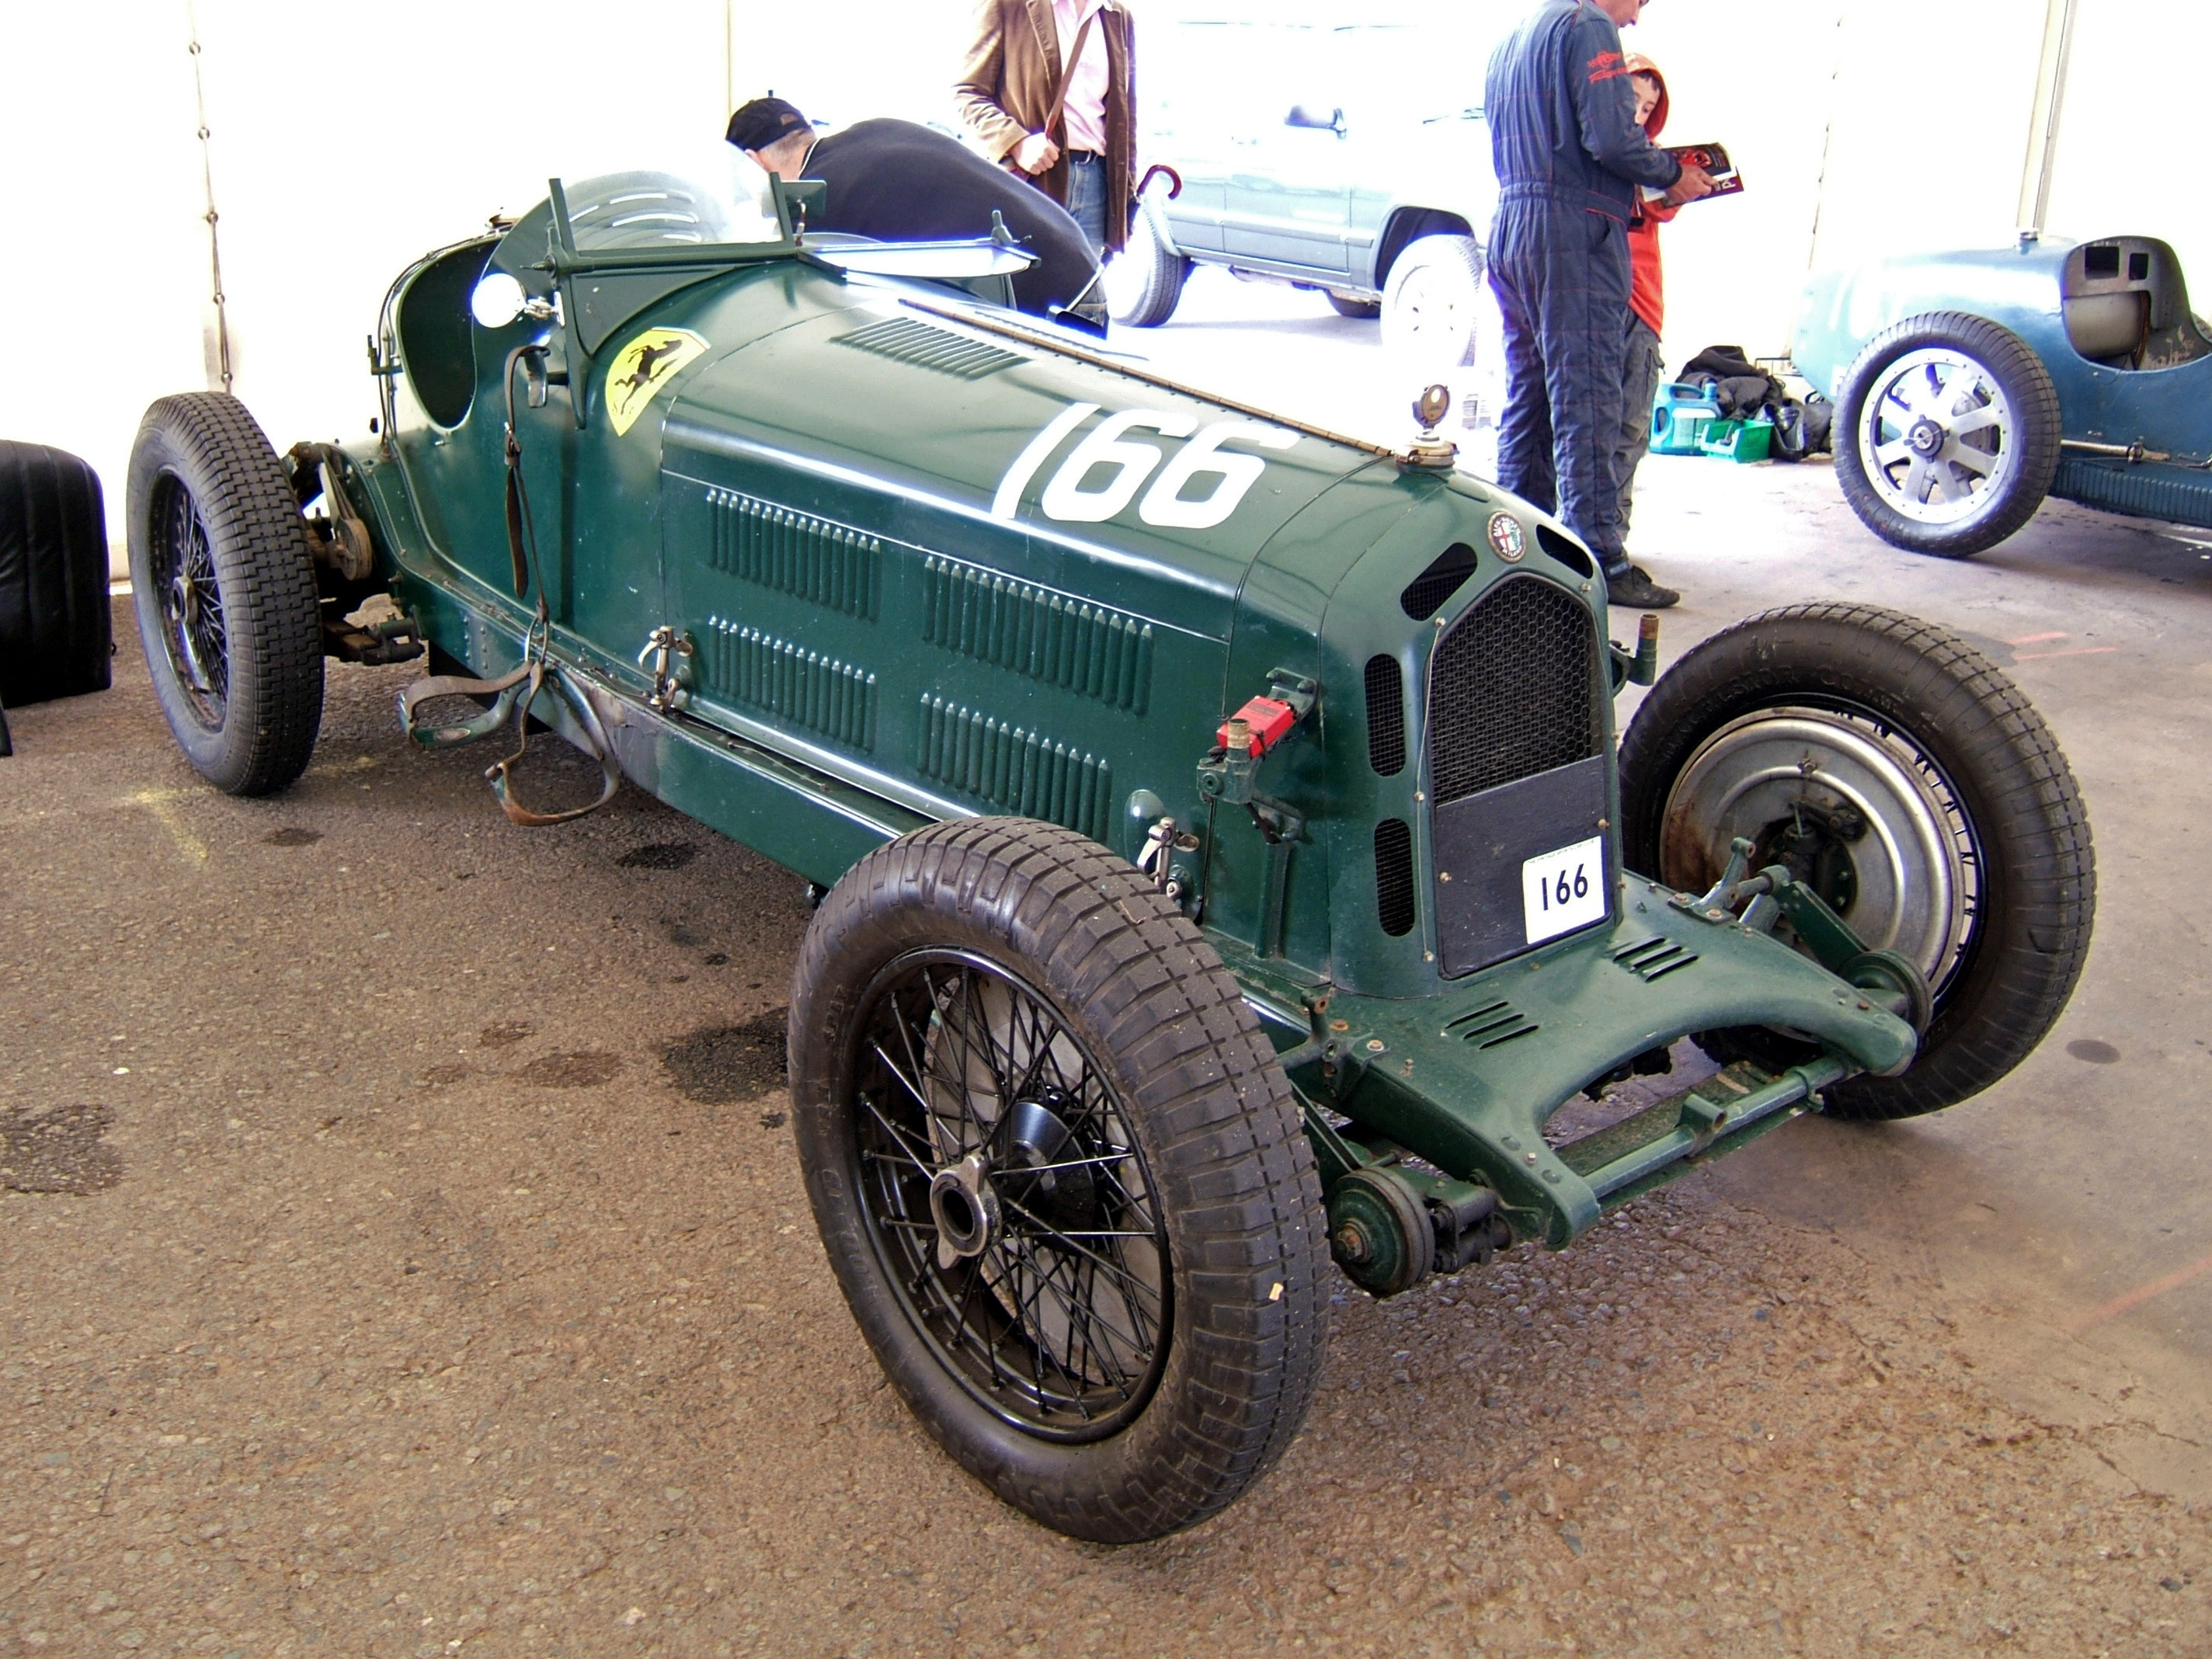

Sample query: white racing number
[993,402,1296,531]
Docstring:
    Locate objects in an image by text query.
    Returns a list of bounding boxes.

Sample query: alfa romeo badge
[1486,512,1526,562]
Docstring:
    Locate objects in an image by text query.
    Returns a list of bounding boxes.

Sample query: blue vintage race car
[1794,232,2212,556]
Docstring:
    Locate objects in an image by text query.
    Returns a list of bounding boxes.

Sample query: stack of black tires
[0,440,113,753]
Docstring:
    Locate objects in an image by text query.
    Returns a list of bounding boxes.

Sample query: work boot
[1605,562,1680,610]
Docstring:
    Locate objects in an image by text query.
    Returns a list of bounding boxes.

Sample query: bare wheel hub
[1659,704,1981,995]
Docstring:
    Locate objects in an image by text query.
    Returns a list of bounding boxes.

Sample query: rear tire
[1834,312,2060,558]
[127,394,323,795]
[1327,292,1382,319]
[1619,603,2093,1119]
[1382,233,1484,370]
[1108,193,1191,329]
[789,818,1329,1541]
[0,440,113,708]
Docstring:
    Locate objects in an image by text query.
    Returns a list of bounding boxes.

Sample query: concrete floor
[2,276,2209,1657]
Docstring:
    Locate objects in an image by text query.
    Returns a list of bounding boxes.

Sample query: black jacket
[803,118,1100,320]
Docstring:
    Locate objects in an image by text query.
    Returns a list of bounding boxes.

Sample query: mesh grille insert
[1365,655,1406,776]
[1375,819,1416,937]
[1427,576,1602,805]
[1400,543,1479,621]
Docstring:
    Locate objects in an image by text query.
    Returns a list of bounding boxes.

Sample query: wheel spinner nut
[929,1152,1000,1270]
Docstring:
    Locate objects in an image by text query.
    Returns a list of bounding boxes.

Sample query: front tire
[1619,604,2094,1119]
[1327,292,1382,319]
[789,819,1329,1541]
[1834,312,2060,558]
[1382,233,1485,370]
[127,394,323,795]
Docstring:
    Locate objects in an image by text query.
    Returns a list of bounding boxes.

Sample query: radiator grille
[1365,654,1406,777]
[1426,576,1602,805]
[921,555,1153,712]
[915,694,1112,840]
[1374,819,1416,937]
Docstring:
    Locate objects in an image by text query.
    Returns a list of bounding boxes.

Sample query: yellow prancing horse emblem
[605,327,708,436]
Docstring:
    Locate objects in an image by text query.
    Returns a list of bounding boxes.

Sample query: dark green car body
[338,172,1914,1258]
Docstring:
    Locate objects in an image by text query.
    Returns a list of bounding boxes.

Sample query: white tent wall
[0,1,2198,569]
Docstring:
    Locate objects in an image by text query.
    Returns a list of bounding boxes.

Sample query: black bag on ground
[0,440,112,706]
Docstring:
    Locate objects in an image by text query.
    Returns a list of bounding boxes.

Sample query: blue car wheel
[1835,311,2061,558]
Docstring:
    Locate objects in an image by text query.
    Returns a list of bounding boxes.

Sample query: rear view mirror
[1285,104,1344,134]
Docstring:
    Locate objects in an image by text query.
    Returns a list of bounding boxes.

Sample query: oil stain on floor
[513,1052,623,1088]
[2,1104,123,1195]
[662,1013,788,1105]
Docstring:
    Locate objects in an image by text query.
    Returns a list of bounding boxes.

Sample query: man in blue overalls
[1486,0,1711,610]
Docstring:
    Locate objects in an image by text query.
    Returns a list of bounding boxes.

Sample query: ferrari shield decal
[604,328,708,436]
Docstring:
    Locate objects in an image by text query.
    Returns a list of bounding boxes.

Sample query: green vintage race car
[124,158,2094,1542]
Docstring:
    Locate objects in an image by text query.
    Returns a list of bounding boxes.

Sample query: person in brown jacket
[954,0,1137,256]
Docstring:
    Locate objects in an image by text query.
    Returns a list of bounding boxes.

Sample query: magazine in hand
[1664,142,1744,198]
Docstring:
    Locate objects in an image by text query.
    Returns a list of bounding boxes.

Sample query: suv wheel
[1107,196,1191,329]
[1382,233,1485,370]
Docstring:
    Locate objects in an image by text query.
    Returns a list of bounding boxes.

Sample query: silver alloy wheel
[1382,236,1483,370]
[1657,705,1982,994]
[1389,262,1475,363]
[1856,346,2015,527]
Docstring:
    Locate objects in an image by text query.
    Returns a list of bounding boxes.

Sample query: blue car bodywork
[1796,234,2212,533]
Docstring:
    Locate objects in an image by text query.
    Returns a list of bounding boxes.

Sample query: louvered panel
[833,316,1026,379]
[920,555,1153,713]
[702,618,876,752]
[914,694,1112,840]
[704,488,880,617]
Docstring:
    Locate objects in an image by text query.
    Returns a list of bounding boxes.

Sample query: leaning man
[954,0,1136,259]
[1486,0,1710,610]
[726,97,1103,328]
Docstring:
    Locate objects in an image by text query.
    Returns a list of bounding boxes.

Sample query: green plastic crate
[1699,417,1773,463]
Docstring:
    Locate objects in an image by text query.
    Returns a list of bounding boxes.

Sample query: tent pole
[2018,0,2078,238]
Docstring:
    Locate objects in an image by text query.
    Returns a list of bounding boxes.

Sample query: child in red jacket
[1615,54,1677,537]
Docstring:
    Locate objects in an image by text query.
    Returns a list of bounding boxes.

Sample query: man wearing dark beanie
[725,96,1102,329]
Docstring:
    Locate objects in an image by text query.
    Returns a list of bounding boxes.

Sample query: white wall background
[1,1,2200,562]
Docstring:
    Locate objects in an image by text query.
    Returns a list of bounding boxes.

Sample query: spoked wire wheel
[147,472,230,729]
[852,949,1169,1440]
[790,818,1329,1541]
[1856,347,2015,529]
[127,393,323,795]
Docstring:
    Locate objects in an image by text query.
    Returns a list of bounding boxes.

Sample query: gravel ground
[2,604,2205,1659]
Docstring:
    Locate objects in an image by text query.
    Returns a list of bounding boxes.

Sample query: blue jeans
[1063,151,1108,256]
